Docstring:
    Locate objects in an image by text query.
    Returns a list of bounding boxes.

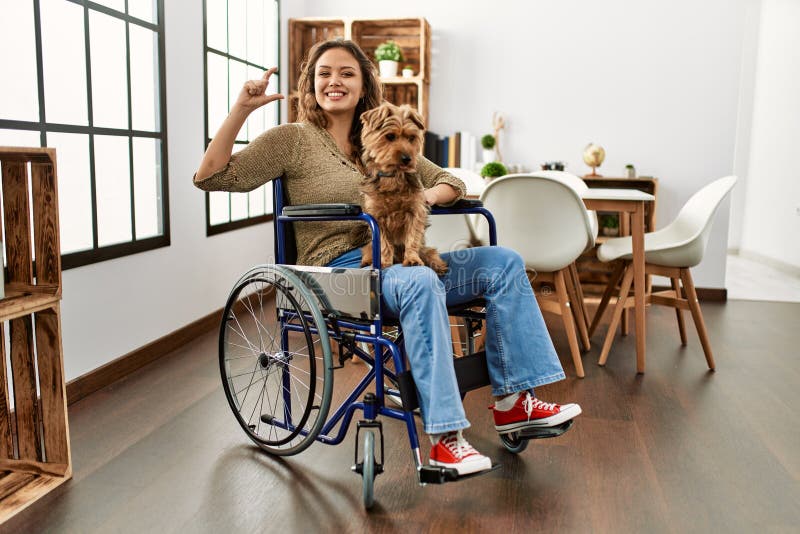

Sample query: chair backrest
[425,214,478,253]
[656,175,737,267]
[476,172,596,272]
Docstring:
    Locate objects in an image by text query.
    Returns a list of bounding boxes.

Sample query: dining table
[580,188,655,373]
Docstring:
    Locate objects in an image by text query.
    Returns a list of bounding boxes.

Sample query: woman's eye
[385,133,396,141]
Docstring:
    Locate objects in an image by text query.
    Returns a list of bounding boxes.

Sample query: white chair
[590,175,737,370]
[476,172,599,377]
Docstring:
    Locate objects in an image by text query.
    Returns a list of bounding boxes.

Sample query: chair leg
[565,265,591,352]
[598,265,634,366]
[671,277,687,345]
[449,317,464,356]
[679,268,715,370]
[589,260,626,337]
[569,263,590,333]
[554,269,585,378]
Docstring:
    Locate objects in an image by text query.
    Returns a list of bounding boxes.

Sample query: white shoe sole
[495,403,582,434]
[430,456,492,476]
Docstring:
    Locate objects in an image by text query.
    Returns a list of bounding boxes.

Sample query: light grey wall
[304,0,750,289]
[738,0,800,269]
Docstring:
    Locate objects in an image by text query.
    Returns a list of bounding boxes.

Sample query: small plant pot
[482,149,496,163]
[625,167,636,178]
[378,60,399,78]
[602,227,619,237]
[402,68,414,78]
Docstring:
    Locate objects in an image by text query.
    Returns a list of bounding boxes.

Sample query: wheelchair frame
[219,177,568,509]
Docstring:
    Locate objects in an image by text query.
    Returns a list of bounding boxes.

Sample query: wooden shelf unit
[0,147,71,523]
[287,17,431,124]
[578,176,659,294]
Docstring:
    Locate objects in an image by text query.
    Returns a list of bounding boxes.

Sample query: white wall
[738,0,800,269]
[304,0,747,289]
[61,0,755,381]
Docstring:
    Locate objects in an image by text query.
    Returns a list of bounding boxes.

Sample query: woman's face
[314,47,364,117]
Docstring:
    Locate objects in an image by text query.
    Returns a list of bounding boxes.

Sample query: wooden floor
[3,300,799,533]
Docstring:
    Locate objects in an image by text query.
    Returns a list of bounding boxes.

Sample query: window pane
[227,0,246,60]
[90,11,129,129]
[0,1,39,121]
[248,184,265,217]
[46,132,93,254]
[205,0,227,52]
[94,135,132,246]
[0,129,40,148]
[40,0,88,125]
[246,0,264,65]
[229,59,248,141]
[128,0,157,23]
[230,192,248,221]
[132,137,162,239]
[92,0,125,13]
[265,1,279,67]
[130,25,159,132]
[209,191,229,225]
[206,52,228,136]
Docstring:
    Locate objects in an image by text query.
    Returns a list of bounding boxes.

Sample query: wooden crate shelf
[0,147,71,523]
[287,17,431,124]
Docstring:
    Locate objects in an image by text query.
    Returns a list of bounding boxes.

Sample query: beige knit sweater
[194,122,466,266]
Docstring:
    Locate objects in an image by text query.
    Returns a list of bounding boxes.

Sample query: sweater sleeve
[193,123,301,192]
[416,156,467,205]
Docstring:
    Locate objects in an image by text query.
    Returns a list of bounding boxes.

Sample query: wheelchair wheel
[362,430,376,509]
[220,265,333,456]
[499,431,529,454]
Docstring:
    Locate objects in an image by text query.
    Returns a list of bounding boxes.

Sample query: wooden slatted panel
[287,19,346,122]
[0,473,64,522]
[351,19,425,77]
[31,162,61,292]
[0,327,12,458]
[34,307,69,465]
[0,472,35,502]
[1,161,40,462]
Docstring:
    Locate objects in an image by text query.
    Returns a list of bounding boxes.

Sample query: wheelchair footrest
[418,463,501,484]
[504,419,574,439]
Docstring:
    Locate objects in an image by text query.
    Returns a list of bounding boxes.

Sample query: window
[0,0,168,269]
[203,0,280,236]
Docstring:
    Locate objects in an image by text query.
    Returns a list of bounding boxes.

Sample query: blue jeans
[327,246,565,434]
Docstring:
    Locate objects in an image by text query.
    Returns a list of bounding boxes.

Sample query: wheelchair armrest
[430,199,483,214]
[282,203,362,217]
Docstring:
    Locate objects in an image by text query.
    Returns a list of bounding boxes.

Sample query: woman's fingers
[261,66,279,80]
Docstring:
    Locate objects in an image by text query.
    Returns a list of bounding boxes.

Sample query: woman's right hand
[234,67,285,112]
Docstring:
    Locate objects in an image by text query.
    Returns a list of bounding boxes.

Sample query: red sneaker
[490,392,581,434]
[429,431,492,475]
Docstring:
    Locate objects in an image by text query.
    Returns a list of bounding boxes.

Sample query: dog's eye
[407,136,416,142]
[385,133,396,141]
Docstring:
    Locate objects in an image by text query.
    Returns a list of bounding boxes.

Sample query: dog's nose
[400,153,412,165]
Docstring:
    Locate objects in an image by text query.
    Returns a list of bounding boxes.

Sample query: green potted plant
[374,40,404,78]
[481,134,496,163]
[480,161,508,180]
[624,164,636,178]
[402,65,414,78]
[600,214,619,236]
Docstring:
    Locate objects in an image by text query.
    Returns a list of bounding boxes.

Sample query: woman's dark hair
[296,39,383,162]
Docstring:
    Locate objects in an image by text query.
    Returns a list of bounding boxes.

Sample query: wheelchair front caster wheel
[499,431,529,454]
[362,430,376,509]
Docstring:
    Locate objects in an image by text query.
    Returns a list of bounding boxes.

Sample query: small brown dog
[357,102,448,275]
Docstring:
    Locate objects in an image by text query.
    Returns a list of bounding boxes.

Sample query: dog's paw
[403,253,424,267]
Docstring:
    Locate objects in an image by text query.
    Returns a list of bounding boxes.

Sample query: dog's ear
[405,106,425,131]
[360,103,393,129]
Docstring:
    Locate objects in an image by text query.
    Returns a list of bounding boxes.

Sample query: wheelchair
[218,178,573,508]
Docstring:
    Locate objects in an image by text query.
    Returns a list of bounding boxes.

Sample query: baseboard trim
[652,285,727,302]
[66,308,223,405]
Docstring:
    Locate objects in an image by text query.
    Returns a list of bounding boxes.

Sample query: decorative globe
[583,143,605,176]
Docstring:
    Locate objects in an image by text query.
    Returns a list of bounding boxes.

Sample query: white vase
[378,60,398,78]
[482,149,496,163]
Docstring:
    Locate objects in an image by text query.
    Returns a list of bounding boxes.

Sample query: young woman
[194,39,581,476]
